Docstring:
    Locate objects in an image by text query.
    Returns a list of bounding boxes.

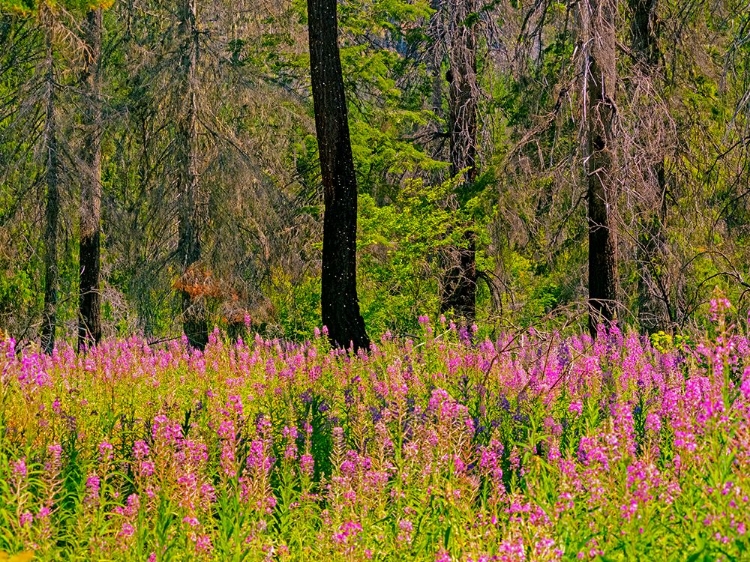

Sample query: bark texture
[41,15,58,355]
[78,8,103,350]
[177,0,208,350]
[629,0,659,67]
[440,0,479,323]
[307,0,370,350]
[583,0,619,336]
[629,0,670,329]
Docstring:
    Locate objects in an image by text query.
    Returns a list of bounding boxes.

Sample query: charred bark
[41,17,58,355]
[307,0,370,350]
[78,8,103,350]
[439,229,477,321]
[177,0,208,350]
[629,0,659,67]
[439,0,479,324]
[630,0,669,330]
[583,0,618,336]
[447,24,478,184]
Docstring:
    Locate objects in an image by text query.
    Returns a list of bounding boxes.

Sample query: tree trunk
[307,0,370,350]
[177,0,208,350]
[630,0,659,67]
[583,0,618,336]
[447,6,478,184]
[78,8,103,350]
[440,0,479,324]
[41,15,59,355]
[630,0,670,330]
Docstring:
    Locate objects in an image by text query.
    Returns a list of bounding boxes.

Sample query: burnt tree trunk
[177,0,207,350]
[440,0,479,323]
[41,14,59,355]
[583,0,618,336]
[307,0,370,350]
[630,0,670,329]
[78,8,103,350]
[630,0,659,67]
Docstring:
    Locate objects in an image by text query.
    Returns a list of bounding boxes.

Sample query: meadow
[1,305,749,561]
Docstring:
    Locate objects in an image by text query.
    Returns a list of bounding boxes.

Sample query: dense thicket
[0,0,748,348]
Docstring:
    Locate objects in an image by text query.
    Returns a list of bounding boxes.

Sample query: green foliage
[0,0,33,14]
[358,190,441,335]
[0,0,111,15]
[335,0,440,200]
[358,174,496,335]
[265,269,321,340]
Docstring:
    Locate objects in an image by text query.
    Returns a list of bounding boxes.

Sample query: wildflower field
[1,314,749,561]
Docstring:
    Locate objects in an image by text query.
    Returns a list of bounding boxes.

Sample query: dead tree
[435,0,481,324]
[581,0,619,336]
[307,0,370,350]
[78,8,103,350]
[41,7,59,355]
[629,0,670,330]
[176,0,208,350]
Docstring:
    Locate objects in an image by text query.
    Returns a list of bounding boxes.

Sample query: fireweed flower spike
[0,318,749,558]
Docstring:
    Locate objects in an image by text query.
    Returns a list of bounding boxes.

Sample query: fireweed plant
[1,304,749,560]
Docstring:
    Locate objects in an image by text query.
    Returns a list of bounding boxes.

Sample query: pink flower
[119,522,135,538]
[498,538,526,560]
[397,518,414,543]
[535,538,556,555]
[12,458,27,479]
[85,473,101,505]
[19,511,33,527]
[132,440,150,459]
[99,441,114,461]
[569,401,583,416]
[227,395,243,415]
[246,440,273,472]
[218,420,236,439]
[48,443,62,465]
[741,368,750,400]
[140,460,155,477]
[621,500,638,521]
[710,297,731,320]
[435,550,452,562]
[194,534,212,553]
[152,414,182,443]
[333,520,362,544]
[645,413,661,433]
[201,483,216,504]
[220,444,236,476]
[300,454,314,476]
[125,493,140,516]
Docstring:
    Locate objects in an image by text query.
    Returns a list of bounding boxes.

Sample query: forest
[2,2,750,560]
[0,0,749,349]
